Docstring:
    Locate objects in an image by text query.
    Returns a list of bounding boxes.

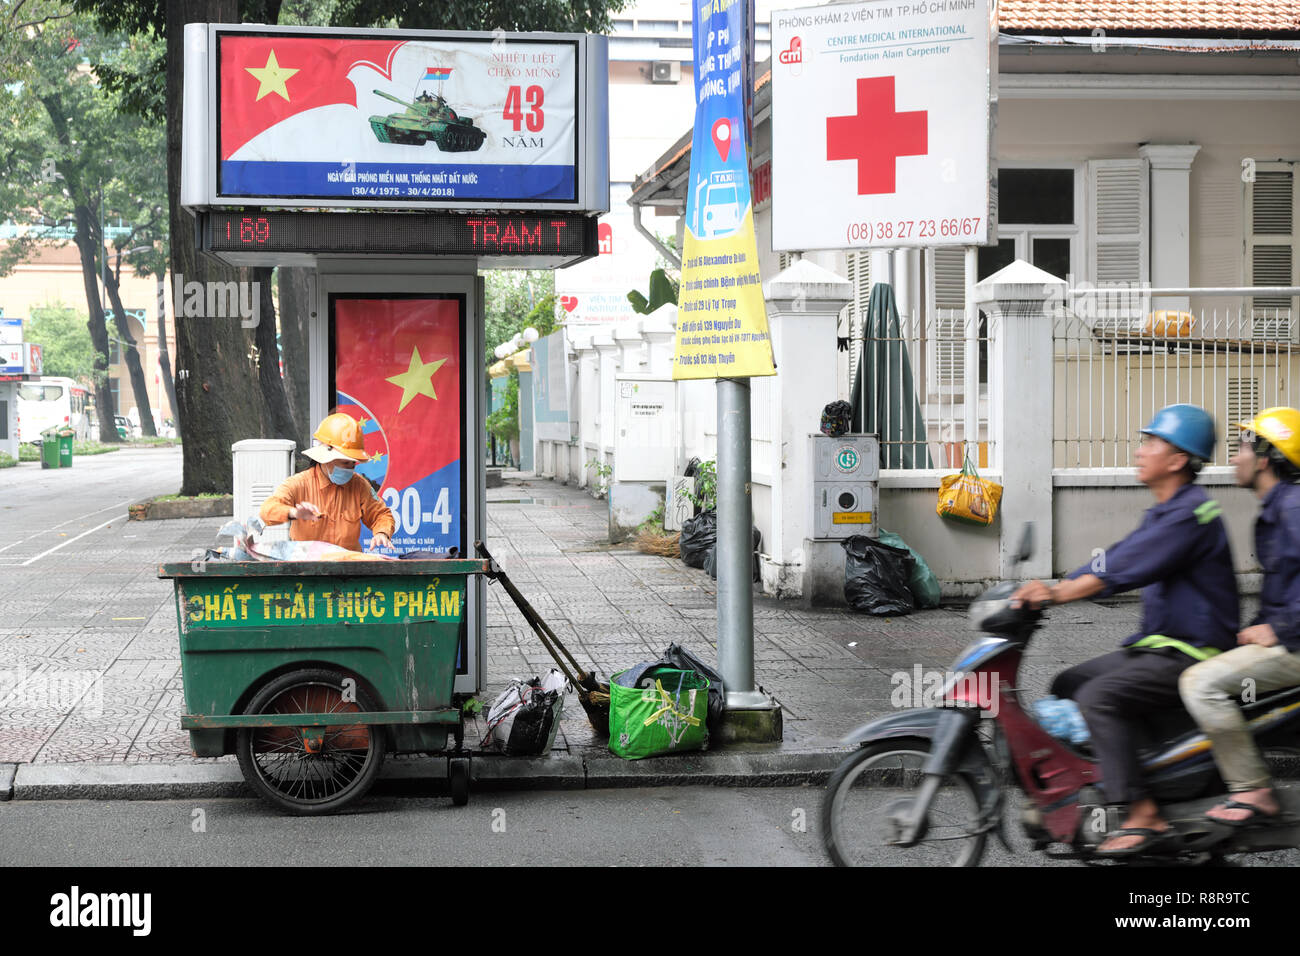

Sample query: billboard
[331,296,464,555]
[553,183,662,324]
[771,0,996,250]
[183,24,610,211]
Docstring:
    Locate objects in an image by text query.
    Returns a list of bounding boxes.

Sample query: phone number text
[846,218,983,244]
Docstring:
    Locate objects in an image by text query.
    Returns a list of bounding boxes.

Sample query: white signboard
[0,318,22,345]
[771,0,995,251]
[555,183,662,324]
[613,376,676,482]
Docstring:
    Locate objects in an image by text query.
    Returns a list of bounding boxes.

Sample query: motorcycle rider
[1014,404,1239,856]
[1180,407,1300,826]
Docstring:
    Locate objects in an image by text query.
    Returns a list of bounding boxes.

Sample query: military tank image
[367,89,487,152]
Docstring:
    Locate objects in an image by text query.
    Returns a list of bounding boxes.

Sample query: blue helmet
[1141,404,1216,462]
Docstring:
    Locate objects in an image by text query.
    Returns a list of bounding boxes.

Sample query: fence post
[763,259,852,599]
[971,260,1065,579]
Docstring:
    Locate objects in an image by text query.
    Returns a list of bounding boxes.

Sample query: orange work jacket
[259,466,396,552]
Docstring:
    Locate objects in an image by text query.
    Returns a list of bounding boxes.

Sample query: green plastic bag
[609,666,709,760]
[879,529,941,609]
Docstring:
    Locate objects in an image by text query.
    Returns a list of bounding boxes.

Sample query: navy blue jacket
[1067,481,1239,651]
[1251,480,1300,652]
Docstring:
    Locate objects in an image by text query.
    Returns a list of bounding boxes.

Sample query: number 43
[503,85,544,133]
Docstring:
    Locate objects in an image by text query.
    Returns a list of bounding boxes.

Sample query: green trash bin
[39,429,60,469]
[57,428,75,467]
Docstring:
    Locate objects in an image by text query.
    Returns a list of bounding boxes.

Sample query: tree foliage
[0,15,166,439]
[482,270,559,365]
[27,303,93,379]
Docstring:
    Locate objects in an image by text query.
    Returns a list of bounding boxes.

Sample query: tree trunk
[254,266,297,441]
[103,262,158,436]
[155,274,179,428]
[277,266,313,452]
[166,0,265,495]
[72,204,122,444]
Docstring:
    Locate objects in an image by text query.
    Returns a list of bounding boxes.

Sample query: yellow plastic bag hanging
[937,446,1002,526]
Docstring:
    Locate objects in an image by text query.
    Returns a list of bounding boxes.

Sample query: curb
[8,750,846,802]
[10,751,1297,803]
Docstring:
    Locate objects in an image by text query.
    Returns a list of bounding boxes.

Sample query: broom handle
[475,541,589,683]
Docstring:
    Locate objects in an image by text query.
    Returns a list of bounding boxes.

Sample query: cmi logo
[779,36,802,67]
[836,446,860,473]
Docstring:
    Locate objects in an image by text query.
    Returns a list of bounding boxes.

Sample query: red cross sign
[826,76,928,196]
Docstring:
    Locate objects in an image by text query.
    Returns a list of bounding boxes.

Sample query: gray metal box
[812,434,880,540]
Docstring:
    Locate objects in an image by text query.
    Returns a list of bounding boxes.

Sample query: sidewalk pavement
[0,469,1259,800]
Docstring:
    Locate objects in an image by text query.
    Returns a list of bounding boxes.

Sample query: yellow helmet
[311,412,370,462]
[1238,407,1300,468]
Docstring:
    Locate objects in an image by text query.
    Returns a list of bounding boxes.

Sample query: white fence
[1054,287,1300,468]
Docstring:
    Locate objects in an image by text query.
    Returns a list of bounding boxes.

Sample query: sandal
[1205,799,1287,829]
[1093,826,1176,858]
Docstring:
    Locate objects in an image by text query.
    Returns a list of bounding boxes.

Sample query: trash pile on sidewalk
[483,540,727,761]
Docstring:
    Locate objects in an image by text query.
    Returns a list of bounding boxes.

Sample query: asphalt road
[0,446,183,567]
[3,786,1297,867]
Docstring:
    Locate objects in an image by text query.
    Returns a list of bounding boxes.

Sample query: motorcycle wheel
[822,736,988,867]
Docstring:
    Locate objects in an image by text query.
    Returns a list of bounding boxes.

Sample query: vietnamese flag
[219,35,407,158]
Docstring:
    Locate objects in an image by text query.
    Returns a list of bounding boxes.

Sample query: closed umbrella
[849,282,932,468]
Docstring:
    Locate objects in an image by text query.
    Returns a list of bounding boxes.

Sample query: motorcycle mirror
[1016,523,1035,564]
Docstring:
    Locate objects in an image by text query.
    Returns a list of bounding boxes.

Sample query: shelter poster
[332,296,464,554]
[217,32,577,203]
[673,0,776,380]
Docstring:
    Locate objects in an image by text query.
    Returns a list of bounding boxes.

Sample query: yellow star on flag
[386,347,447,412]
[246,50,298,102]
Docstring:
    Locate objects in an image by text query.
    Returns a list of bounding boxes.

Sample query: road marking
[0,498,136,555]
[20,515,120,566]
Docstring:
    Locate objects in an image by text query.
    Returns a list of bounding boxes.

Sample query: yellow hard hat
[311,412,370,462]
[1238,407,1300,468]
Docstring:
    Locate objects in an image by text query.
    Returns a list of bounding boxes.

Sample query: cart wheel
[236,667,385,816]
[449,757,470,807]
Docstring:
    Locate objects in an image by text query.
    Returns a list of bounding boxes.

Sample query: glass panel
[977,239,1015,280]
[1032,237,1071,282]
[999,168,1074,225]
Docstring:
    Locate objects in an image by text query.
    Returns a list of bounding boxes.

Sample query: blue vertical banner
[673,0,776,380]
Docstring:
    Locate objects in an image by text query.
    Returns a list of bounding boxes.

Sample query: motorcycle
[821,525,1300,866]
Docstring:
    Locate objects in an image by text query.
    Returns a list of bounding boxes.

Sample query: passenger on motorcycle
[1013,404,1239,857]
[1180,407,1300,826]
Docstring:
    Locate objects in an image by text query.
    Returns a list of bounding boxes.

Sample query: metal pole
[716,376,765,707]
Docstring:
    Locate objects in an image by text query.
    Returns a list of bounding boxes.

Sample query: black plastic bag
[703,524,762,583]
[659,642,726,732]
[843,534,915,615]
[680,510,717,569]
[820,400,853,437]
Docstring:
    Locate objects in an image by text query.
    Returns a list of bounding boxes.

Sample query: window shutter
[1247,163,1297,340]
[845,251,871,394]
[1086,159,1146,337]
[1227,376,1260,458]
[933,247,966,386]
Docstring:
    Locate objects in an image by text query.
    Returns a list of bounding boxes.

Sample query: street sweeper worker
[260,412,395,552]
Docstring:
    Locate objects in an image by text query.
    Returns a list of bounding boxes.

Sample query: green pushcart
[159,558,487,815]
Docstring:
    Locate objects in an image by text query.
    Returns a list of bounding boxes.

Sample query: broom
[475,541,612,732]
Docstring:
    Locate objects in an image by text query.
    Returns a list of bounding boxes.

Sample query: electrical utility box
[812,434,880,540]
[232,439,297,542]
